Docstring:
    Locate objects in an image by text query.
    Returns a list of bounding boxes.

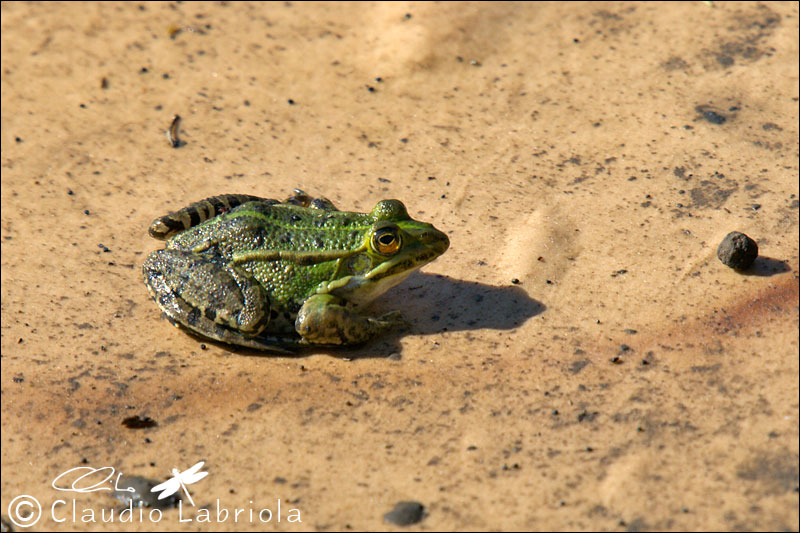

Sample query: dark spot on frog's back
[279,233,292,245]
[247,231,265,250]
[248,202,279,216]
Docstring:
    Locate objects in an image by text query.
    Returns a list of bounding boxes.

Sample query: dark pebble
[717,231,758,270]
[122,415,158,429]
[703,111,726,124]
[113,475,180,509]
[383,501,425,526]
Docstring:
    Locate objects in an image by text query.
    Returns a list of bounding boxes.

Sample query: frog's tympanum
[143,190,449,352]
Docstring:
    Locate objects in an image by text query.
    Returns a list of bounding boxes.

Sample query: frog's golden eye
[372,226,401,255]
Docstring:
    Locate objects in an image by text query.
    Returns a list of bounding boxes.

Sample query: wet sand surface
[2,2,798,531]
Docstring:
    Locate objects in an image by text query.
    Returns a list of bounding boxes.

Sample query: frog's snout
[419,226,450,256]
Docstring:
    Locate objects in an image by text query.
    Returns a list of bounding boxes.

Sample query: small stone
[383,501,425,526]
[702,110,726,124]
[113,475,180,509]
[717,231,758,270]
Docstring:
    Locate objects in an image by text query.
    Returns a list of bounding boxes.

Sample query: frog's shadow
[217,272,545,360]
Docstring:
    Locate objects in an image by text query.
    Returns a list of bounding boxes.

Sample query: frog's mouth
[331,225,449,307]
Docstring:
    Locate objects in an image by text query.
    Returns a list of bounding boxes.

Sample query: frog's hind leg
[148,194,277,240]
[142,249,291,352]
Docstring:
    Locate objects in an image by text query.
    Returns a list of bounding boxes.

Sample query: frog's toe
[281,189,339,211]
[284,189,312,207]
[374,311,409,329]
[308,197,339,211]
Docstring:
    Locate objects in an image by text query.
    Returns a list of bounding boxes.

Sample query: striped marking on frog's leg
[148,194,274,240]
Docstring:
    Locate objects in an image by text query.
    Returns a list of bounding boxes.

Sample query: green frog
[142,190,449,352]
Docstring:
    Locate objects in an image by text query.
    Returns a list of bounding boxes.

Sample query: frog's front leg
[143,249,271,343]
[295,294,408,345]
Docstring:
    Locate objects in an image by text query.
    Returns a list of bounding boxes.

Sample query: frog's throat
[321,269,415,307]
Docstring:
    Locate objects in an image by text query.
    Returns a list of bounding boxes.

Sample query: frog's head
[331,200,449,306]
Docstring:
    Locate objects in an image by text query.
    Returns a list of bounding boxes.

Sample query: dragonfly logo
[151,461,208,507]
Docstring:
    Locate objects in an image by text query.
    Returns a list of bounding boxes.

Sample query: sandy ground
[2,1,798,531]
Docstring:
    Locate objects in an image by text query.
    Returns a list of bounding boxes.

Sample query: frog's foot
[143,249,277,348]
[283,189,339,211]
[295,294,408,345]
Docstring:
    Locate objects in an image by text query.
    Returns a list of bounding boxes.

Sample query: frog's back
[164,200,374,314]
[169,200,374,254]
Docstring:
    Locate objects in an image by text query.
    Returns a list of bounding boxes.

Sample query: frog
[142,190,449,352]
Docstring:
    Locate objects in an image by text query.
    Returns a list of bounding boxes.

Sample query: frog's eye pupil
[373,228,401,254]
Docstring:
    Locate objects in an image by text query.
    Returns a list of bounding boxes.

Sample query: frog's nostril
[423,229,449,252]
